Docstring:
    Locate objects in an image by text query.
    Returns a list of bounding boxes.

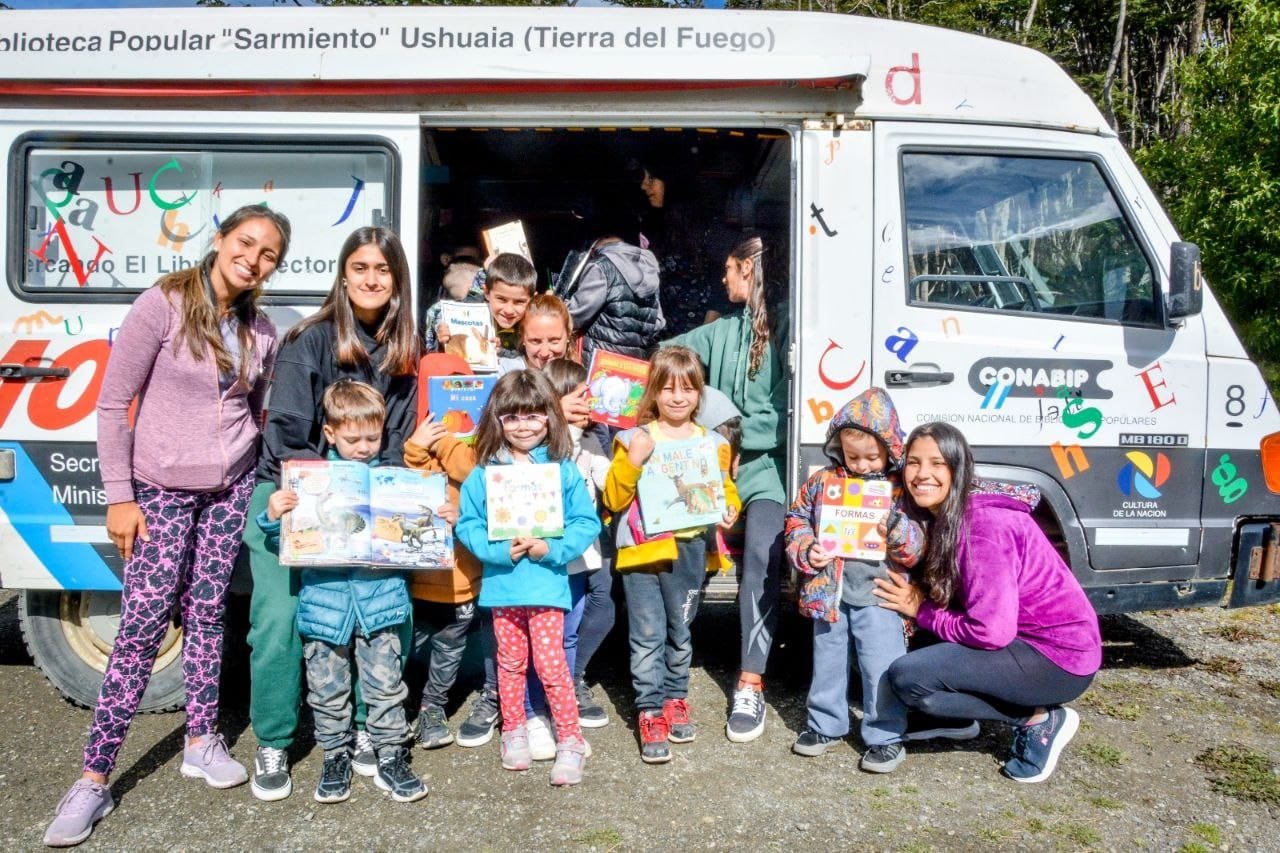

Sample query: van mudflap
[1228,521,1280,608]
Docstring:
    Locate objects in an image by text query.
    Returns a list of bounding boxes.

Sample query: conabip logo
[1116,451,1171,499]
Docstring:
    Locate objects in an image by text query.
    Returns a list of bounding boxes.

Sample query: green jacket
[665,305,788,505]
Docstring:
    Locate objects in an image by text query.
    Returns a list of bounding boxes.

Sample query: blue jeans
[621,537,706,712]
[807,601,908,746]
[526,572,588,715]
[573,563,616,681]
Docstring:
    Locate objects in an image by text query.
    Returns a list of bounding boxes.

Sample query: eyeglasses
[499,413,549,427]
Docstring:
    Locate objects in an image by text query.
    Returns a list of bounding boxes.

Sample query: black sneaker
[351,728,377,778]
[250,746,291,802]
[314,751,352,804]
[415,704,454,749]
[792,729,838,757]
[860,742,906,773]
[905,712,981,742]
[575,679,609,728]
[374,747,428,803]
[456,690,500,748]
[725,686,766,743]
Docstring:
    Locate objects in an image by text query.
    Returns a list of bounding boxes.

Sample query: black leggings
[887,638,1095,725]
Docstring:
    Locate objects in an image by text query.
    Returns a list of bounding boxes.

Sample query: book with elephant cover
[280,460,453,570]
[438,300,498,373]
[815,475,893,562]
[585,349,649,429]
[485,462,564,540]
[426,375,497,445]
[635,434,726,535]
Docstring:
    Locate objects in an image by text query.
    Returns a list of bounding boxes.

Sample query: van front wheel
[18,590,185,712]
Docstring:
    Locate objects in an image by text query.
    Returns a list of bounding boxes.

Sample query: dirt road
[1,589,1276,850]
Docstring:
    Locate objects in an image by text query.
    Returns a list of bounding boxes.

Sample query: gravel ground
[1,588,1278,851]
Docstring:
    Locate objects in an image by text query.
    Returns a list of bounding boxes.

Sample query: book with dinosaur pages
[438,300,498,373]
[586,349,649,429]
[635,435,726,535]
[279,460,453,570]
[815,475,893,562]
[426,375,497,445]
[485,463,564,540]
[481,219,532,262]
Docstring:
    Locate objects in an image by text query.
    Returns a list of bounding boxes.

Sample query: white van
[2,6,1278,711]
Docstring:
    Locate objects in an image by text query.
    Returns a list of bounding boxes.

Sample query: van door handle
[0,363,71,380]
[884,369,953,387]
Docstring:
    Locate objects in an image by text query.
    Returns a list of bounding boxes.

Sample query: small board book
[438,301,498,373]
[485,463,564,540]
[635,435,726,535]
[426,375,497,444]
[482,220,532,262]
[815,476,893,562]
[280,460,453,570]
[586,349,649,429]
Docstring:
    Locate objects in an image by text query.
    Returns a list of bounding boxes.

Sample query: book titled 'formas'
[485,463,564,540]
[815,476,893,562]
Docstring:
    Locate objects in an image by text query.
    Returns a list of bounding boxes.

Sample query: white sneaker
[526,715,556,761]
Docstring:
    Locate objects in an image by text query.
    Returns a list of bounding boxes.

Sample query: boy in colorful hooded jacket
[783,387,925,770]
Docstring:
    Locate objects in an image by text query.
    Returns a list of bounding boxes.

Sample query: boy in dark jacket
[783,387,924,772]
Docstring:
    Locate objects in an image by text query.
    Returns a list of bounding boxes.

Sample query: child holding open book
[455,369,602,786]
[783,387,927,772]
[603,347,741,764]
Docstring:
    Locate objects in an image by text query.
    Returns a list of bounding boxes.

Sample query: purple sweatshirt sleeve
[97,288,171,505]
[916,528,1020,650]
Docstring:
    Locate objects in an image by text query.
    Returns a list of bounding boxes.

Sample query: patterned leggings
[492,606,581,744]
[82,473,254,776]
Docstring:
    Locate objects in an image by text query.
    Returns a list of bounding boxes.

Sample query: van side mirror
[1167,242,1203,322]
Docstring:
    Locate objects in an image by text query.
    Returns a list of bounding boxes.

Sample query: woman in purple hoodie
[874,421,1101,784]
[45,204,291,848]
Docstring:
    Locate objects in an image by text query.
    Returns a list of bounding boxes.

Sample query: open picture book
[280,460,454,570]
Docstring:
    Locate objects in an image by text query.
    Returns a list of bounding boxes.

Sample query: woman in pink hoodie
[875,421,1101,785]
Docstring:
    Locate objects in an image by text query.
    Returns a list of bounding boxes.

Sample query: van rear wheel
[18,590,185,713]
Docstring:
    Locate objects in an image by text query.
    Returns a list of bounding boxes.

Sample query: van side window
[16,142,392,295]
[902,152,1158,326]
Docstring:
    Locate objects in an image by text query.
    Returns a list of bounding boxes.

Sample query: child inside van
[258,380,427,804]
[603,347,741,763]
[455,369,602,785]
[783,387,924,773]
[435,252,535,361]
[401,369,482,750]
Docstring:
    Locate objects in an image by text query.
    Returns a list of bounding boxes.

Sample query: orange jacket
[403,435,481,604]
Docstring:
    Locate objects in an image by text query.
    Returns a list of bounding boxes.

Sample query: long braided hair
[728,236,771,379]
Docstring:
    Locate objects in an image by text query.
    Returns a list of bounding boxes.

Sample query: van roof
[0,7,1109,135]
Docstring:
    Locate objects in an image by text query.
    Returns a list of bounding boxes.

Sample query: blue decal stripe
[0,442,120,591]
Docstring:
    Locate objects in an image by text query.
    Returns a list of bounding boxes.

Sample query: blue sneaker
[1002,706,1079,783]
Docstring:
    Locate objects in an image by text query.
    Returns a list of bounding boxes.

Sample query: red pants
[492,606,582,744]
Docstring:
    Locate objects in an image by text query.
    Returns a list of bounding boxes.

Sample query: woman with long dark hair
[874,422,1101,783]
[664,235,788,743]
[243,226,419,802]
[45,204,290,847]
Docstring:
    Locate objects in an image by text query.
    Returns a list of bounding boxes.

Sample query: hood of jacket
[968,477,1041,510]
[597,241,660,299]
[822,387,905,470]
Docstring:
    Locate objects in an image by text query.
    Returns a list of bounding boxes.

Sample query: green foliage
[1196,743,1280,804]
[1137,0,1280,386]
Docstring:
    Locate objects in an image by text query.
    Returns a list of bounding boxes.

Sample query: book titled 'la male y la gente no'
[280,459,453,570]
[635,434,726,535]
[426,375,497,445]
[815,476,893,562]
[485,463,564,540]
[586,349,649,429]
[438,301,498,373]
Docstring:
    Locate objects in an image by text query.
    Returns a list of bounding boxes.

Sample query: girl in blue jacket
[456,369,602,786]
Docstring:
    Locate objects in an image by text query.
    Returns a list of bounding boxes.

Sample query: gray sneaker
[44,779,114,847]
[250,746,292,802]
[351,729,377,777]
[575,679,609,728]
[725,686,766,743]
[374,747,428,803]
[415,704,454,749]
[456,690,500,747]
[860,742,906,773]
[179,733,247,789]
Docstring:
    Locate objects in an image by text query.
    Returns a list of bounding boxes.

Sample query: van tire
[18,590,185,713]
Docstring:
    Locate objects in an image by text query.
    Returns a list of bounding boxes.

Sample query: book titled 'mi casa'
[426,375,497,444]
[485,463,564,540]
[815,476,893,561]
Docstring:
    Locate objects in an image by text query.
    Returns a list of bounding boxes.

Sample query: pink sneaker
[180,733,248,789]
[501,726,532,771]
[550,736,587,786]
[44,779,114,847]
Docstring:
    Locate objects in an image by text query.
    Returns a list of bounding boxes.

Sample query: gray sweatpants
[304,628,408,755]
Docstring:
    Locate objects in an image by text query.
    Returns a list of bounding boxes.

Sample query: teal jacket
[665,304,788,505]
[456,445,602,611]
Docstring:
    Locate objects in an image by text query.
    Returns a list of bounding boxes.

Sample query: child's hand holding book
[267,489,299,522]
[718,503,739,531]
[509,536,550,561]
[409,413,450,452]
[627,429,655,468]
[807,542,834,569]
